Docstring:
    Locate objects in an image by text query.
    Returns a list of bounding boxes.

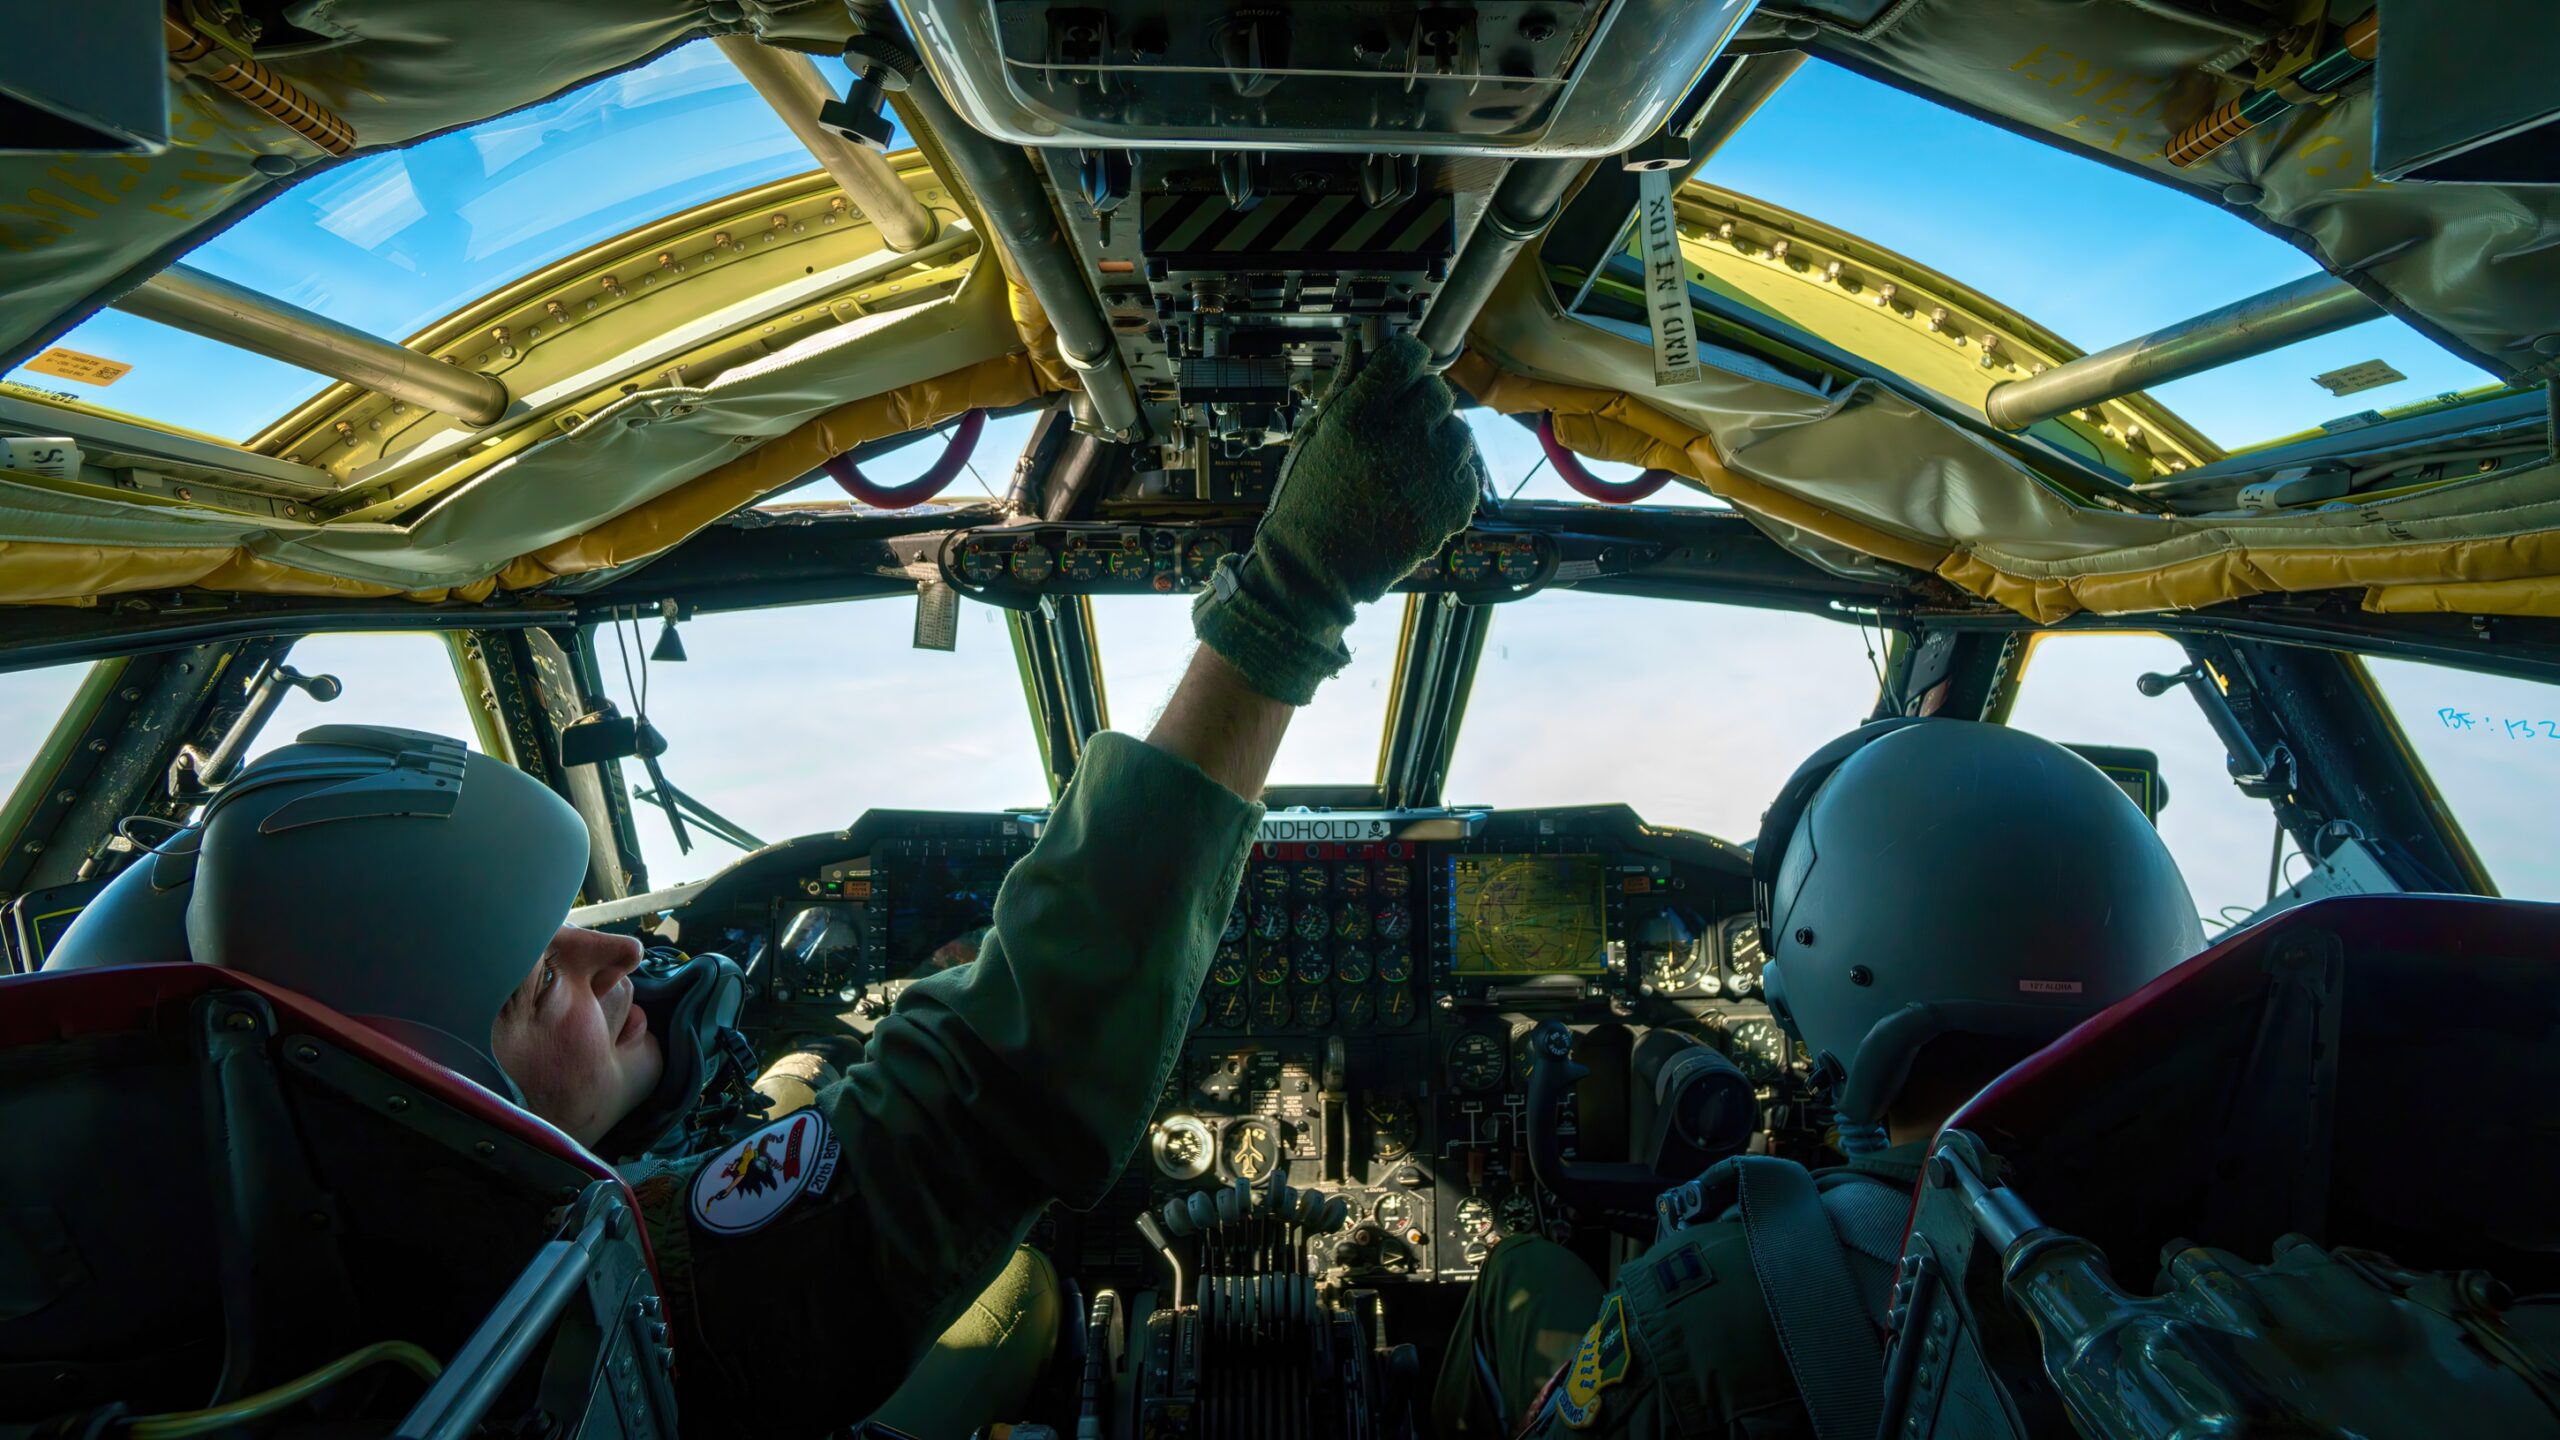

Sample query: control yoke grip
[1522,1019,1687,1239]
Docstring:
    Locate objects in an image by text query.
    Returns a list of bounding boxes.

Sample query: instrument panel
[597,800,1811,1300]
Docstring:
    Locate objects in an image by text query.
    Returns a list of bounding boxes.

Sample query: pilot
[131,336,1486,1436]
[1433,719,2207,1438]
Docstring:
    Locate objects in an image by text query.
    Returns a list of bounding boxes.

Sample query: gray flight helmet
[1755,719,2204,1143]
[187,725,589,1100]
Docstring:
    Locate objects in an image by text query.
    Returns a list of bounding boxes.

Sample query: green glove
[1193,334,1486,704]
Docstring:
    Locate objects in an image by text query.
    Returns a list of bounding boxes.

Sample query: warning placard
[1636,168,1702,389]
[22,348,132,386]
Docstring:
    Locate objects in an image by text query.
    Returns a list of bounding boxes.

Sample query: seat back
[0,963,656,1428]
[1946,891,2560,1287]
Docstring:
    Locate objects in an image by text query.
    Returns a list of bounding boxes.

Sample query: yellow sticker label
[23,348,132,386]
[1557,1294,1632,1428]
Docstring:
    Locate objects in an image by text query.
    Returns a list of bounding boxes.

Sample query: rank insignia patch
[690,1110,841,1237]
[1557,1294,1632,1429]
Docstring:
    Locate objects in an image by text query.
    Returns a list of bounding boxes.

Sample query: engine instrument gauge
[1059,544,1104,581]
[1223,1117,1283,1182]
[1335,948,1373,985]
[1209,945,1245,986]
[1294,947,1332,985]
[1207,989,1246,1029]
[1457,1196,1496,1262]
[1493,541,1541,583]
[1380,985,1415,1027]
[1252,949,1290,986]
[1294,863,1330,897]
[1339,985,1376,1029]
[1183,535,1231,581]
[1294,903,1328,941]
[1153,1114,1214,1180]
[1726,1017,1792,1085]
[956,542,1005,586]
[1373,901,1412,942]
[1254,989,1292,1029]
[1108,549,1154,580]
[1724,920,1767,996]
[1253,865,1289,904]
[1221,905,1248,945]
[1446,546,1493,582]
[1448,1032,1507,1092]
[1007,543,1053,583]
[1372,1193,1414,1232]
[1252,904,1288,942]
[1376,949,1412,985]
[1333,903,1370,941]
[1338,863,1371,898]
[1499,1192,1539,1235]
[1295,987,1333,1028]
[1378,863,1410,897]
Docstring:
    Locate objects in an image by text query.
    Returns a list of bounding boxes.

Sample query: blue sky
[2,44,2550,916]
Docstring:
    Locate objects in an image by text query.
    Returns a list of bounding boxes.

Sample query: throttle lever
[1523,1019,1690,1239]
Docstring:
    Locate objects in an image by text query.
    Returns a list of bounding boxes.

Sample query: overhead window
[1685,59,2495,450]
[0,662,101,819]
[4,40,903,442]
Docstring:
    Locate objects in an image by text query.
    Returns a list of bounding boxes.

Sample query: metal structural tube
[1679,51,1807,172]
[1984,273,2380,431]
[116,264,510,427]
[1417,158,1585,367]
[714,37,939,253]
[890,48,1143,437]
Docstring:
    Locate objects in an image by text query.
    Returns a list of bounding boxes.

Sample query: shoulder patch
[689,1110,842,1237]
[1556,1293,1633,1429]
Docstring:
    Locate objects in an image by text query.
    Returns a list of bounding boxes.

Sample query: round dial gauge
[1644,938,1713,994]
[1007,543,1053,583]
[1448,1032,1507,1092]
[1059,544,1104,580]
[1457,1196,1495,1234]
[1206,989,1246,1029]
[1223,1117,1284,1182]
[1333,903,1370,941]
[1499,1192,1539,1235]
[1380,985,1417,1027]
[956,542,1005,586]
[1252,904,1289,942]
[1338,863,1372,898]
[1208,946,1245,986]
[1254,989,1292,1029]
[1372,1193,1414,1231]
[1724,921,1767,996]
[1153,1115,1214,1180]
[1253,866,1289,904]
[1294,947,1332,985]
[1294,903,1328,941]
[1107,549,1154,580]
[1726,1017,1792,1085]
[1373,901,1412,942]
[1447,546,1493,582]
[1183,535,1231,581]
[1222,905,1248,945]
[1339,985,1376,1029]
[1252,949,1290,986]
[1335,948,1374,985]
[1494,541,1541,583]
[1367,1097,1415,1161]
[1295,987,1334,1028]
[1375,948,1412,984]
[1294,863,1331,898]
[1378,863,1410,897]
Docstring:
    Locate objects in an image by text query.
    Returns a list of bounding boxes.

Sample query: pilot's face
[489,925,663,1147]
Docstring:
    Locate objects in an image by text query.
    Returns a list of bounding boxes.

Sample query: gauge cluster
[603,798,1812,1304]
[931,520,1563,604]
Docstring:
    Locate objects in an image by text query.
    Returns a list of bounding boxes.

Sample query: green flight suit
[1439,1143,1927,1438]
[628,730,1263,1439]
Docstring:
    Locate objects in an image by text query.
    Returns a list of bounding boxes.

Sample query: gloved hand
[1193,334,1485,704]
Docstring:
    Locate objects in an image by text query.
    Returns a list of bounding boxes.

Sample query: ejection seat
[1885,894,2560,1437]
[0,961,676,1438]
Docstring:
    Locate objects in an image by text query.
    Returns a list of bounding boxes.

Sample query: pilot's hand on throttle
[1192,334,1485,704]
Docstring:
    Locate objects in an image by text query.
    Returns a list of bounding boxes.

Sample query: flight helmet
[185,725,590,1100]
[1753,719,2205,1148]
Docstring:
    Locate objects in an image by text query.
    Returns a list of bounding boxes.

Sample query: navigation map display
[1448,855,1608,975]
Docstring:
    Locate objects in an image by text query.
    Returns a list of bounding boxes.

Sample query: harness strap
[1734,1156,1887,1440]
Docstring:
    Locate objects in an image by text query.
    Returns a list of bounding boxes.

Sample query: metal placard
[1636,167,1702,388]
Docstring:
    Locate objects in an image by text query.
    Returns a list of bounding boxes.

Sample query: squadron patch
[689,1110,841,1237]
[1556,1294,1633,1429]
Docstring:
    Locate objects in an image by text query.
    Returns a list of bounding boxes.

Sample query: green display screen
[1448,854,1609,976]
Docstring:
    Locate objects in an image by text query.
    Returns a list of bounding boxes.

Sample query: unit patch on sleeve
[689,1110,842,1237]
[1556,1293,1634,1429]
